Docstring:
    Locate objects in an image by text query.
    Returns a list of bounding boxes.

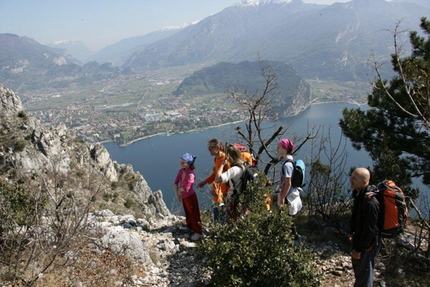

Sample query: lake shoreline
[101,100,365,147]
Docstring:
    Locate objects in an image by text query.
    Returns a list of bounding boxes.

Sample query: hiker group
[173,137,408,287]
[173,137,304,241]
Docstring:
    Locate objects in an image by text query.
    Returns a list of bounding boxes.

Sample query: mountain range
[0,34,124,92]
[123,0,429,81]
[1,0,429,92]
[86,27,183,66]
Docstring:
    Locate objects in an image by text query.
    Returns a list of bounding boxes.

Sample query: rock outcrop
[0,84,170,218]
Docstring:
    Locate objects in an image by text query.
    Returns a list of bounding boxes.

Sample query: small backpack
[366,180,408,238]
[234,143,256,166]
[232,162,259,194]
[283,158,306,188]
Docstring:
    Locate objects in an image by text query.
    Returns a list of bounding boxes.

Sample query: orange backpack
[367,180,408,238]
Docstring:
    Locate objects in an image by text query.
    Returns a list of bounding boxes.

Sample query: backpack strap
[281,158,294,175]
[363,185,378,200]
[362,185,382,239]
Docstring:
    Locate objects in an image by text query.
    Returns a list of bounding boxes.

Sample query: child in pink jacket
[174,153,202,241]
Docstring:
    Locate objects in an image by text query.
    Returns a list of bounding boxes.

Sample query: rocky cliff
[0,84,170,218]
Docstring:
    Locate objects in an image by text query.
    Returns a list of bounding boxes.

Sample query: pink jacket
[174,168,196,198]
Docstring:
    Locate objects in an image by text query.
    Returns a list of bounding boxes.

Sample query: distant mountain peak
[46,39,94,62]
[236,0,297,6]
[159,22,192,32]
[52,39,82,45]
[353,0,386,4]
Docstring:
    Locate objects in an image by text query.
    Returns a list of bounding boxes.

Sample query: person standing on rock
[215,144,246,222]
[276,138,302,240]
[197,139,230,223]
[174,153,202,241]
[349,167,381,287]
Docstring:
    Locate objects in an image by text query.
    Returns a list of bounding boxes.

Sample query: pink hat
[234,143,248,152]
[278,139,294,152]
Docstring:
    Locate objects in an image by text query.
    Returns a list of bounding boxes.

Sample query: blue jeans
[213,203,226,224]
[352,237,382,287]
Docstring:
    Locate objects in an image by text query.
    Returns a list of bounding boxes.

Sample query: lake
[103,102,380,212]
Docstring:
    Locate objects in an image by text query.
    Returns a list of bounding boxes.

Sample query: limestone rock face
[98,226,153,264]
[148,190,171,217]
[0,85,24,118]
[89,143,118,181]
[0,84,170,218]
[276,78,311,118]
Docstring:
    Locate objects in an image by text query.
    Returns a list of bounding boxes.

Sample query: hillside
[47,40,95,63]
[0,34,123,92]
[124,0,430,81]
[174,60,311,118]
[87,27,182,66]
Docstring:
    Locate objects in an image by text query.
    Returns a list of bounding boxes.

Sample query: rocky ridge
[87,209,423,287]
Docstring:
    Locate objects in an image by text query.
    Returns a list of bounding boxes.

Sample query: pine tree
[340,17,430,193]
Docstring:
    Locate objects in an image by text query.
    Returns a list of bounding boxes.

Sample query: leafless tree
[227,56,316,176]
[306,126,352,228]
[0,153,103,286]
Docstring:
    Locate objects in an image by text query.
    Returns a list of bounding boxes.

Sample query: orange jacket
[203,152,230,203]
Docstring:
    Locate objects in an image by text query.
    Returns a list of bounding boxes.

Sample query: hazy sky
[1,0,351,51]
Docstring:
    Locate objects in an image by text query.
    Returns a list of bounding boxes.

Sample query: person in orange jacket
[197,139,230,222]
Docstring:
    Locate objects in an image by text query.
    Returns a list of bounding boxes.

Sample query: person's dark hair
[189,163,197,170]
[209,138,224,151]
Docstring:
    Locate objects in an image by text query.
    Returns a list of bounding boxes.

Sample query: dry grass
[36,247,147,287]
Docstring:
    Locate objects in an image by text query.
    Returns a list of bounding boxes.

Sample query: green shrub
[103,192,111,201]
[197,174,320,286]
[0,179,49,284]
[0,180,47,228]
[13,140,26,152]
[17,111,27,119]
[124,199,134,208]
